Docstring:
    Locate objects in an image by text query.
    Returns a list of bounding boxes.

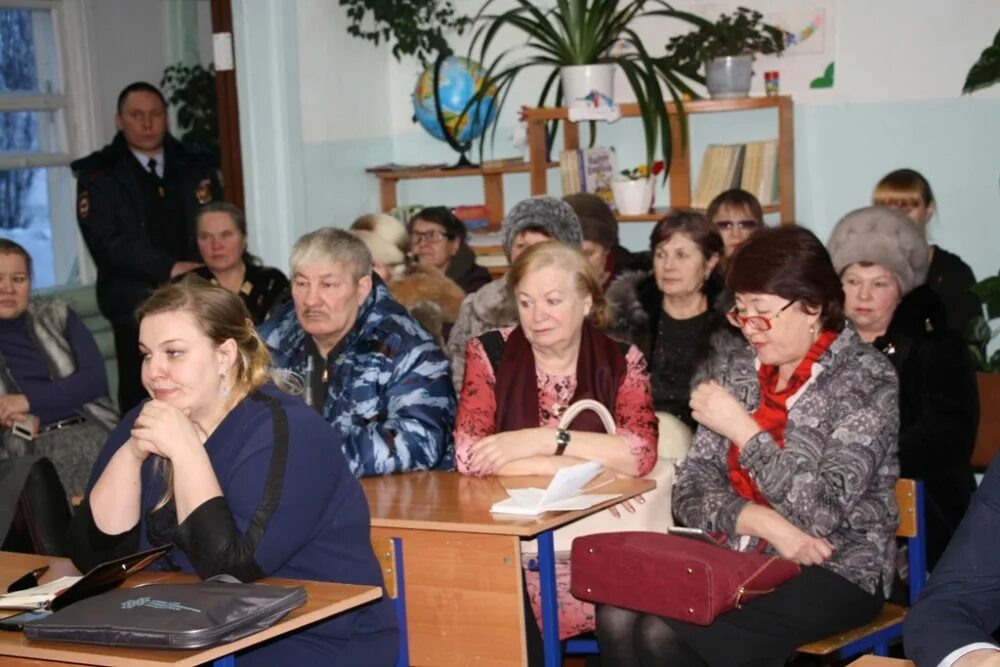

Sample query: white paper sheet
[490,461,621,516]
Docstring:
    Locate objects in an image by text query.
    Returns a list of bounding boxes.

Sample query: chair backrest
[894,478,927,602]
[0,457,72,557]
[371,535,408,667]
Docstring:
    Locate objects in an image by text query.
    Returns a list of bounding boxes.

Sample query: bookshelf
[368,160,558,228]
[521,96,795,224]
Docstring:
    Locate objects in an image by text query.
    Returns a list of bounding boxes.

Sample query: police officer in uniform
[72,82,221,412]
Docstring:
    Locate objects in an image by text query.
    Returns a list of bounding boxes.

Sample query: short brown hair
[726,226,845,332]
[649,210,724,261]
[872,168,935,209]
[506,241,609,328]
[706,189,765,226]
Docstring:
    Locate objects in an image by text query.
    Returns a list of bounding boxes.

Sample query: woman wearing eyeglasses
[408,207,492,295]
[706,189,764,260]
[596,226,901,666]
[605,211,725,430]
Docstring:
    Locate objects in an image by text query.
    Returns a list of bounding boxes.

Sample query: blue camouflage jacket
[258,279,456,477]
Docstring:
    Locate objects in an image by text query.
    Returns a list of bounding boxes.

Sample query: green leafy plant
[160,63,218,157]
[970,274,1000,372]
[340,0,471,67]
[963,27,1000,93]
[663,6,785,78]
[465,0,713,176]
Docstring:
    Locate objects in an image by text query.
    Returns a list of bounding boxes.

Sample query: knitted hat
[564,192,619,249]
[501,196,582,259]
[827,205,929,296]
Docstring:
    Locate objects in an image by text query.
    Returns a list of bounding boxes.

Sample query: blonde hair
[506,240,610,328]
[872,168,935,210]
[136,278,273,510]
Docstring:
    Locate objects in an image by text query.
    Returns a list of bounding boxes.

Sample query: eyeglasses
[726,300,797,332]
[410,230,450,245]
[715,219,759,232]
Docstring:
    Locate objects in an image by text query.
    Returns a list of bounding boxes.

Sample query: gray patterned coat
[674,325,900,597]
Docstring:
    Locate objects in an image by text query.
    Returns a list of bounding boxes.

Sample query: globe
[412,55,497,151]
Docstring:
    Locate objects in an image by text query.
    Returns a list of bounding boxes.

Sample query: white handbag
[521,402,686,554]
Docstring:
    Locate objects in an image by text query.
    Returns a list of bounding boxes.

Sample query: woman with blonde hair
[872,168,980,341]
[455,241,658,647]
[67,280,398,665]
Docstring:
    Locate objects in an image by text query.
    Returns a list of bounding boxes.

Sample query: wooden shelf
[524,96,795,225]
[368,160,559,227]
[616,203,780,223]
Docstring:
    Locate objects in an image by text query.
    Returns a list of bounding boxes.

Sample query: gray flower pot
[705,55,753,99]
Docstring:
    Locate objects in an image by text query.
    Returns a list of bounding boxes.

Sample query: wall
[235,0,1000,281]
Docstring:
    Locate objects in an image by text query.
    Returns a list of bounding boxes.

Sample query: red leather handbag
[570,531,801,626]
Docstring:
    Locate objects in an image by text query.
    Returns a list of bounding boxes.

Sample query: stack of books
[692,140,779,210]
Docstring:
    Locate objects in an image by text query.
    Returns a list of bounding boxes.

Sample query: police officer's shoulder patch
[78,190,91,219]
[195,178,213,205]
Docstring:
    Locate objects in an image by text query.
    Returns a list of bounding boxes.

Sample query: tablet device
[667,526,719,545]
[0,544,171,631]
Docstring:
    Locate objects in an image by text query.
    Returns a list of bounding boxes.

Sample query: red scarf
[727,329,838,505]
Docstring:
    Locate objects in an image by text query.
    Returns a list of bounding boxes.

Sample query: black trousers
[112,319,146,413]
[596,566,883,667]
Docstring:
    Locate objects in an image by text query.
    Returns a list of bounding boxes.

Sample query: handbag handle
[558,399,616,435]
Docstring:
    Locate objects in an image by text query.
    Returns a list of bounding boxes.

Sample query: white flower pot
[706,55,754,99]
[560,63,615,108]
[612,178,655,215]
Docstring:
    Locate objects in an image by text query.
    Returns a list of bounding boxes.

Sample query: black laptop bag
[23,575,306,649]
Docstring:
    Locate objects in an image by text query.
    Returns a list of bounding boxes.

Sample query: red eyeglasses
[726,300,797,332]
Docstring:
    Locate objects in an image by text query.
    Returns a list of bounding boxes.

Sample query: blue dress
[71,384,398,666]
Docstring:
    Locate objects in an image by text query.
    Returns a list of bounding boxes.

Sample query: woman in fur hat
[829,205,979,569]
[605,211,726,429]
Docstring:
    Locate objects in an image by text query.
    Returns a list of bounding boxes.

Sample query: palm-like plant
[465,0,712,176]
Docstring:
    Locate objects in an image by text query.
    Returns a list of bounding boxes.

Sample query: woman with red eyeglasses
[596,226,901,666]
[707,189,765,261]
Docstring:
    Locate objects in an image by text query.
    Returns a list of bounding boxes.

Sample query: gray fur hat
[827,205,929,296]
[501,196,582,259]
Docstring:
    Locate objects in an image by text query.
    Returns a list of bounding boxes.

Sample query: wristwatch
[555,429,571,456]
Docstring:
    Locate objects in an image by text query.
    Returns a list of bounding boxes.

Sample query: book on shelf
[453,205,490,231]
[559,147,617,205]
[481,156,526,169]
[693,140,779,210]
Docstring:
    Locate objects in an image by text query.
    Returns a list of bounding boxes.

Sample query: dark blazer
[904,458,1000,665]
[71,132,221,322]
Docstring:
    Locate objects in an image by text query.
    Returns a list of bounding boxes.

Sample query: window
[0,1,77,289]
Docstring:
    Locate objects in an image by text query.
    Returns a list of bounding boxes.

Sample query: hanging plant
[160,63,218,157]
[340,0,472,67]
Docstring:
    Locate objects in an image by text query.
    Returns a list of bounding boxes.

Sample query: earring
[220,373,230,397]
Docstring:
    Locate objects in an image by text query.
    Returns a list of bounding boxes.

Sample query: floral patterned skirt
[523,554,594,641]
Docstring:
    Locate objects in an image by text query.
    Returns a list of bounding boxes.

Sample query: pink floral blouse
[454,327,658,476]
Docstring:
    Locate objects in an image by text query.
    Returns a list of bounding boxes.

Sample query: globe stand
[433,50,479,170]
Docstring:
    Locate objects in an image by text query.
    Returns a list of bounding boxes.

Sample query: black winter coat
[873,285,979,569]
[71,132,221,322]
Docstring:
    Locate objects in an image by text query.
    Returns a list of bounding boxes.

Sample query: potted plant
[339,0,471,66]
[612,160,663,214]
[663,6,785,99]
[962,27,1000,93]
[970,274,1000,468]
[465,0,712,175]
[160,63,219,158]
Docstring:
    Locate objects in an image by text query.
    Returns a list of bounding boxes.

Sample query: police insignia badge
[78,190,91,219]
[195,178,213,204]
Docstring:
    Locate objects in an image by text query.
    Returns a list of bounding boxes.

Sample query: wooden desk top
[848,657,914,666]
[0,551,380,667]
[362,470,656,537]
